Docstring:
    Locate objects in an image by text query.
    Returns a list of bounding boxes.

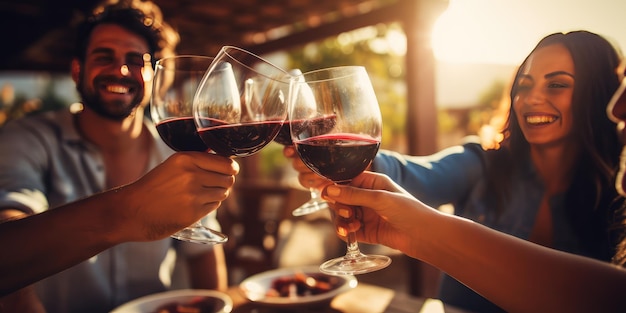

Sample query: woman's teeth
[526,115,556,125]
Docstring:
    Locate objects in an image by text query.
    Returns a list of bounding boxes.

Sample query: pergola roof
[0,0,448,155]
[1,0,403,72]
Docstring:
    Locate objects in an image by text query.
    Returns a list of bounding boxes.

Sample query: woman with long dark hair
[285,30,624,312]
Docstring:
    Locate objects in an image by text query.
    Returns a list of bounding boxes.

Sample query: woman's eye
[548,82,569,88]
[514,77,532,92]
[515,83,531,92]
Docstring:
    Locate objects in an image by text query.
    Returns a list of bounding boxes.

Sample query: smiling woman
[359,30,624,313]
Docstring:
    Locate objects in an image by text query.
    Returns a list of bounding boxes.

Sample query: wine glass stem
[310,187,323,200]
[345,230,363,259]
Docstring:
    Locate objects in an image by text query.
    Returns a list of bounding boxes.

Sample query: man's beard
[76,74,144,121]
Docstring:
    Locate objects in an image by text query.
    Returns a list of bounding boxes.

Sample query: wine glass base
[171,226,228,244]
[292,199,329,216]
[319,253,391,275]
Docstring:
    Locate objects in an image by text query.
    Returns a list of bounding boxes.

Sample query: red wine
[274,115,337,146]
[274,121,295,146]
[155,117,208,152]
[295,133,380,183]
[197,120,283,157]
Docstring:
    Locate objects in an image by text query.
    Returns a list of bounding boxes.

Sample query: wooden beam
[246,0,414,55]
[403,0,448,155]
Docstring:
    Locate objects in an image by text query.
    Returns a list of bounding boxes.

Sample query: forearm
[372,147,483,206]
[0,286,45,312]
[418,212,626,312]
[0,190,127,296]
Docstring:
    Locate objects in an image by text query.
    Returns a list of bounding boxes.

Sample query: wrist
[406,209,449,260]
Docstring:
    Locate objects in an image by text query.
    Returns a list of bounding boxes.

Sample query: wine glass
[192,46,289,239]
[273,69,330,217]
[150,55,228,244]
[193,46,289,157]
[289,66,391,275]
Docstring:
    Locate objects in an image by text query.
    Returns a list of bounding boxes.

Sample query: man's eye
[127,56,146,67]
[93,56,113,63]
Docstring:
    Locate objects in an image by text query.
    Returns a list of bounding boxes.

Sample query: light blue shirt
[0,108,217,313]
[372,138,583,313]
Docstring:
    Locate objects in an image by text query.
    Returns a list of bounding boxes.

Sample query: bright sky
[432,0,626,65]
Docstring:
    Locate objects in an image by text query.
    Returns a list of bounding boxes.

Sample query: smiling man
[0,2,230,312]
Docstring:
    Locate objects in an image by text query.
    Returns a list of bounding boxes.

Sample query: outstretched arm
[0,152,238,296]
[322,171,626,313]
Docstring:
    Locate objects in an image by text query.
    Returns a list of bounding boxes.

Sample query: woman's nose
[526,86,545,105]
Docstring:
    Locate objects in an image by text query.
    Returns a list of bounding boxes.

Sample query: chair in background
[218,181,296,284]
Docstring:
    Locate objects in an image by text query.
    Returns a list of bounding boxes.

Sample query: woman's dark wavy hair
[73,0,179,66]
[484,30,623,261]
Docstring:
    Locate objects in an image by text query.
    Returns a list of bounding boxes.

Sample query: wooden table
[225,282,470,313]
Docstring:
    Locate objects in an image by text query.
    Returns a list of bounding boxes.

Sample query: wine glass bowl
[151,55,213,152]
[193,46,289,158]
[289,66,391,275]
[150,55,228,244]
[273,69,331,217]
[189,47,290,245]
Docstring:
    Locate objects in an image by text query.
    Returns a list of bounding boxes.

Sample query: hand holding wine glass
[151,54,229,244]
[289,66,391,275]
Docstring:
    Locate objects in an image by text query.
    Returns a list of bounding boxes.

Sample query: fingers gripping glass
[151,55,228,244]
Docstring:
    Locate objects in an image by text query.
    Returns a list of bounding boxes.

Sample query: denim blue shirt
[372,139,583,312]
[0,108,217,313]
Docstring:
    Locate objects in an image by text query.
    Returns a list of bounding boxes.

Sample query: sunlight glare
[431,0,539,65]
[385,29,407,56]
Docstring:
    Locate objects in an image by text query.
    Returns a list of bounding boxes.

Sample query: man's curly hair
[73,0,180,66]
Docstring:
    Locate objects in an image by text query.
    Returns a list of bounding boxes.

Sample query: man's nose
[105,58,131,77]
[119,64,130,76]
[120,64,130,76]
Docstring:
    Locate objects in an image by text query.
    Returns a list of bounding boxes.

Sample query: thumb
[283,146,297,158]
[322,184,388,212]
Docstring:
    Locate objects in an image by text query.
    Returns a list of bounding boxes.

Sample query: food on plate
[265,271,340,298]
[153,296,222,313]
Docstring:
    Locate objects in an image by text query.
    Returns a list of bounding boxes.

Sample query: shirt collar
[57,106,174,161]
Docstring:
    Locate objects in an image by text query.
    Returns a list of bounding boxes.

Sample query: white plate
[239,266,357,306]
[110,289,233,313]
